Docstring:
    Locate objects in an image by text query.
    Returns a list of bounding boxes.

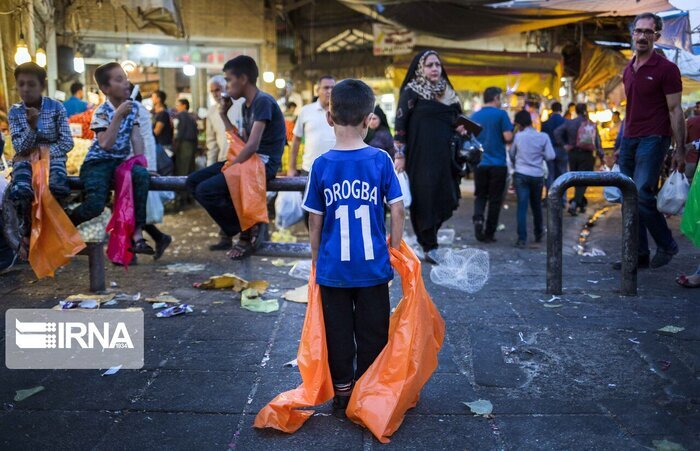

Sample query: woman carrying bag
[394,50,465,263]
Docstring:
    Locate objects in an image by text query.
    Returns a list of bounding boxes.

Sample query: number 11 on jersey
[335,205,375,262]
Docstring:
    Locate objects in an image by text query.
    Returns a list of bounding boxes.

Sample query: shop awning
[113,0,185,38]
[575,42,629,93]
[392,48,562,95]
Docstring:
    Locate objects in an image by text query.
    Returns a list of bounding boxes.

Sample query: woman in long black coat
[394,50,464,263]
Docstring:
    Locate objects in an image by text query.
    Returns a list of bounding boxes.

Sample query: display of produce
[66,138,91,176]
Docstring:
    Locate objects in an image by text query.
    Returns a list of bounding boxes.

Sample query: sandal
[228,240,254,260]
[129,239,155,255]
[675,274,700,288]
[227,223,268,261]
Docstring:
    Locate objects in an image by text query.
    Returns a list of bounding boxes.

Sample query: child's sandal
[129,239,155,255]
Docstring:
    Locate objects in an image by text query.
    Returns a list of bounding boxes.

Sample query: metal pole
[67,175,308,192]
[547,171,638,296]
[82,242,105,292]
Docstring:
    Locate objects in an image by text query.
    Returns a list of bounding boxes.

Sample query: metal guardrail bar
[546,171,639,296]
[67,175,308,192]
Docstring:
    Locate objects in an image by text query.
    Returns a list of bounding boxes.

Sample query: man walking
[470,87,514,242]
[63,82,88,117]
[287,75,336,176]
[613,12,686,270]
[541,101,567,199]
[554,103,603,216]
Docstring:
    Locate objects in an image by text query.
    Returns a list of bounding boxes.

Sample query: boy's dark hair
[223,55,259,85]
[483,87,502,104]
[153,90,167,105]
[14,62,47,86]
[514,110,532,128]
[177,98,190,111]
[329,79,375,127]
[633,12,663,32]
[318,75,334,85]
[575,102,588,116]
[550,101,562,113]
[70,81,84,95]
[287,101,297,109]
[94,62,122,89]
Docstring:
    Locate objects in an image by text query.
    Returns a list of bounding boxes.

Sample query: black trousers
[473,165,508,236]
[568,149,595,207]
[320,283,390,389]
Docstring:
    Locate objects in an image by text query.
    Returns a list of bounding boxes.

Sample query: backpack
[575,120,597,151]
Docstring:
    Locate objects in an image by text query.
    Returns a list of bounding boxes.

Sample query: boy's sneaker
[332,395,350,418]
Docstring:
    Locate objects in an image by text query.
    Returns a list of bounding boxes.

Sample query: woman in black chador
[393,50,464,263]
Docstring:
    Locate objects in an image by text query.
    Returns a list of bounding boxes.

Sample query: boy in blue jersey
[302,79,405,417]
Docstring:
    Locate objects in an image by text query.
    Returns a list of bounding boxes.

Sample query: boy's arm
[308,212,323,263]
[50,105,74,157]
[8,108,37,156]
[98,101,133,150]
[389,201,405,250]
[130,124,144,156]
[232,120,266,165]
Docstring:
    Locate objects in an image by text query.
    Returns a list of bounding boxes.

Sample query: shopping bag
[106,155,147,268]
[603,164,622,203]
[221,130,269,231]
[28,148,86,278]
[253,265,335,432]
[275,191,304,229]
[681,165,700,247]
[146,190,164,224]
[657,170,689,215]
[346,241,445,443]
[397,172,412,208]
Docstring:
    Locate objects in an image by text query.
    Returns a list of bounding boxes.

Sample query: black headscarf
[373,105,390,130]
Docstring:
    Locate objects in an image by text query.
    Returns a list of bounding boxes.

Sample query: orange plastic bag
[253,265,335,432]
[106,155,147,268]
[254,241,445,443]
[346,241,445,443]
[29,148,86,278]
[221,130,268,231]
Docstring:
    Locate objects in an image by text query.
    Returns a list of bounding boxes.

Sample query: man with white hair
[206,75,245,250]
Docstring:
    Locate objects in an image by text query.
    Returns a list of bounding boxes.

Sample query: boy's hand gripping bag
[346,241,445,443]
[681,165,700,247]
[29,147,86,278]
[253,265,335,432]
[221,130,269,231]
[106,155,147,268]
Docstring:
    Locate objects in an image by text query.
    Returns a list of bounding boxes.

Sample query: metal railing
[546,171,639,296]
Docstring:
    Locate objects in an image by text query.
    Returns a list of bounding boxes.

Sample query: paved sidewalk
[1,184,698,450]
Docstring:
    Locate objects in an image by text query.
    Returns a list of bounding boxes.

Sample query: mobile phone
[130,84,140,101]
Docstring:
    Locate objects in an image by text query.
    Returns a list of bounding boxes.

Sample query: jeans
[568,149,595,207]
[514,172,544,242]
[619,136,677,256]
[473,165,508,236]
[187,161,275,237]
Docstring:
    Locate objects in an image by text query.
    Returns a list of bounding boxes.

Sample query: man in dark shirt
[554,103,603,215]
[541,101,567,201]
[174,98,198,176]
[152,90,173,152]
[613,12,686,270]
[186,56,285,259]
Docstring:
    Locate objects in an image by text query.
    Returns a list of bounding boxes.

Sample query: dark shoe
[112,254,138,266]
[209,237,233,251]
[650,246,679,269]
[514,240,527,249]
[567,202,578,216]
[153,234,172,260]
[474,218,485,242]
[535,232,544,243]
[484,235,497,243]
[423,249,439,265]
[332,395,350,418]
[129,239,155,255]
[612,254,649,270]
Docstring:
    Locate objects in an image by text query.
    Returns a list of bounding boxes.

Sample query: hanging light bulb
[183,64,196,77]
[35,47,47,67]
[73,51,85,74]
[262,71,275,83]
[275,78,286,89]
[14,33,31,65]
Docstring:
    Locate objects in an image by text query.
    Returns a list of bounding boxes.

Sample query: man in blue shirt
[63,82,88,117]
[470,87,513,242]
[303,79,404,417]
[541,101,567,201]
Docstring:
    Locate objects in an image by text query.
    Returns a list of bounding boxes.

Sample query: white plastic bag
[429,248,490,294]
[275,192,304,229]
[657,170,689,215]
[397,172,412,208]
[146,191,165,224]
[603,164,622,204]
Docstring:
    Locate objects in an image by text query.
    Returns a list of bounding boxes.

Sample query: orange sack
[221,130,268,231]
[254,241,445,443]
[29,147,86,278]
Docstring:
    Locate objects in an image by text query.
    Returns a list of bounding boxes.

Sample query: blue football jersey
[302,146,403,287]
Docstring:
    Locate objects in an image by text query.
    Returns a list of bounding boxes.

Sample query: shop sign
[372,24,415,56]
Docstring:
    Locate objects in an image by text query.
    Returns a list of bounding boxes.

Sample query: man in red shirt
[614,12,686,270]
